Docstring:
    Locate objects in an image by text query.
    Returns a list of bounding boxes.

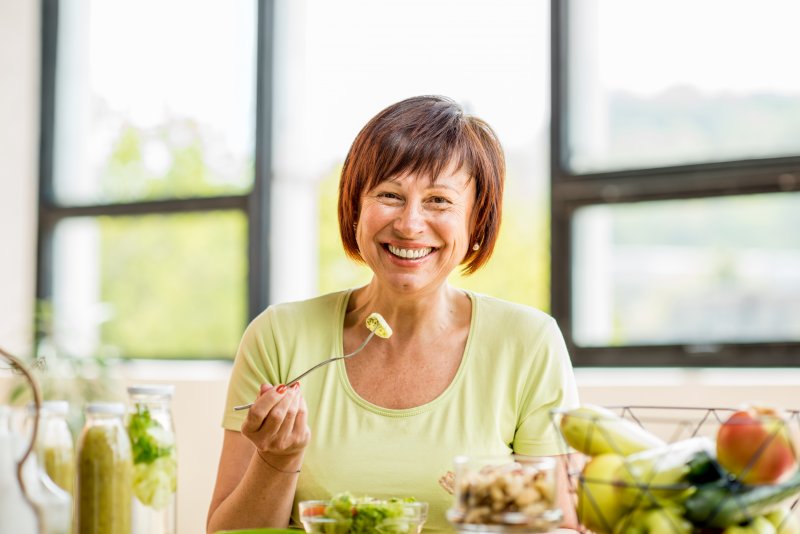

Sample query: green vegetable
[322,492,416,534]
[127,407,176,508]
[684,469,800,528]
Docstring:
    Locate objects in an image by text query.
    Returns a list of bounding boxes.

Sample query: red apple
[716,405,798,485]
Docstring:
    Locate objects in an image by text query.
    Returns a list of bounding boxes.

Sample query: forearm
[207,451,303,534]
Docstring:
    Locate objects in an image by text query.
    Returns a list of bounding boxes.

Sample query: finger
[275,388,301,438]
[293,394,310,443]
[242,385,288,434]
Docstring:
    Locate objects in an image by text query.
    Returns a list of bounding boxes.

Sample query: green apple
[766,507,800,534]
[576,453,629,534]
[723,516,778,534]
[613,506,692,534]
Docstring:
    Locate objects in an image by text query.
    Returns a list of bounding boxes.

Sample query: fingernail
[290,382,300,390]
[276,384,287,394]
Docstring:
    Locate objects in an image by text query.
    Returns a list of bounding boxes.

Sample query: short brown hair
[338,95,505,275]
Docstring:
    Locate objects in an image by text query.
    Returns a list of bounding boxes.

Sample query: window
[38,0,271,359]
[551,0,800,366]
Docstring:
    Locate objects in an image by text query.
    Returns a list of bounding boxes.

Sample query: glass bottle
[75,402,132,534]
[34,400,75,495]
[127,385,177,534]
[0,405,37,534]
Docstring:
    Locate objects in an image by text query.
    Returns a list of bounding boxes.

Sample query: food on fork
[366,312,393,339]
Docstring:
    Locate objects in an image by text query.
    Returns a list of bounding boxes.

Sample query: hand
[241,383,310,462]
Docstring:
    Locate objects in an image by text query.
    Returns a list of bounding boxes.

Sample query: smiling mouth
[386,244,434,260]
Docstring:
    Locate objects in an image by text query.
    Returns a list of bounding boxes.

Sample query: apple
[576,453,629,534]
[717,406,798,485]
[723,516,778,534]
[765,507,800,534]
[613,506,692,534]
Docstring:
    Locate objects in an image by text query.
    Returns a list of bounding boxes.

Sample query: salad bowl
[299,493,428,534]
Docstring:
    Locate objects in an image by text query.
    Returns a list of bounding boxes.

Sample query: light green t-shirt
[222,289,579,533]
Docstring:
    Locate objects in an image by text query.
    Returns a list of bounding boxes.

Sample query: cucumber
[559,405,666,456]
[684,469,800,528]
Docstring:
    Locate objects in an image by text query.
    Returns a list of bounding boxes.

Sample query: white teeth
[387,245,433,259]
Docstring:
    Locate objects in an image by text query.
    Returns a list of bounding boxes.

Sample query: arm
[207,384,310,534]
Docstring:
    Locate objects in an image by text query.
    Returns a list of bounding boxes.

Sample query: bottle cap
[84,402,126,415]
[127,384,175,397]
[28,400,69,415]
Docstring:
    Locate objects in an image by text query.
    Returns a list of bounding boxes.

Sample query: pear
[576,453,629,534]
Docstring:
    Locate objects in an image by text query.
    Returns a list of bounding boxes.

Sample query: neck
[347,281,469,339]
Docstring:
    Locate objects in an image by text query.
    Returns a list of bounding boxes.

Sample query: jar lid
[127,384,175,397]
[84,402,126,415]
[27,400,69,415]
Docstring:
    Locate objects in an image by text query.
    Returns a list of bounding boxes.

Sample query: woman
[207,95,579,533]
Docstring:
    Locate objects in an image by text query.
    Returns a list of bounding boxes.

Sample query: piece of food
[366,312,392,338]
[717,406,798,485]
[722,516,778,534]
[559,404,666,456]
[614,436,716,508]
[575,453,629,534]
[684,468,800,528]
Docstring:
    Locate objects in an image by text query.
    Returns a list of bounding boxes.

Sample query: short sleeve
[220,307,282,431]
[512,318,579,456]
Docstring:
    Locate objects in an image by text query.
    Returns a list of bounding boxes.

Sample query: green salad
[320,492,416,534]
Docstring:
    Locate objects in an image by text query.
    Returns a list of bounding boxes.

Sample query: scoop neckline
[334,287,477,417]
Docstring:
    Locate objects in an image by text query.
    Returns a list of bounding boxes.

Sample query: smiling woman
[207,96,580,534]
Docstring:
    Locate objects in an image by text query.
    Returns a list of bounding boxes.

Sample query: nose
[393,199,426,237]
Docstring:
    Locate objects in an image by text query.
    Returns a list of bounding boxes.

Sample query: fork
[232,313,391,411]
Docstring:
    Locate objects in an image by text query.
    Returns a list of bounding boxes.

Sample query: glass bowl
[298,496,428,534]
[446,455,562,533]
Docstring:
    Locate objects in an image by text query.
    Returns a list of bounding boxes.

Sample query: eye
[377,191,401,200]
[429,196,451,205]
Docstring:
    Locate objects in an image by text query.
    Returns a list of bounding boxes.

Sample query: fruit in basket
[576,453,629,534]
[716,406,798,485]
[722,515,777,534]
[613,505,692,534]
[684,468,800,528]
[559,404,666,456]
[765,506,800,534]
[615,436,716,508]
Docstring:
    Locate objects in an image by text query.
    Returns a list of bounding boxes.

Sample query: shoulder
[471,291,558,343]
[243,290,348,340]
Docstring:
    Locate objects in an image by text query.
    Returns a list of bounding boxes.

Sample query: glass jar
[0,405,37,534]
[75,402,132,534]
[34,400,75,495]
[446,455,562,533]
[127,385,177,534]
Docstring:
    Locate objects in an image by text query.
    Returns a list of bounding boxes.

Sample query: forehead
[385,162,474,191]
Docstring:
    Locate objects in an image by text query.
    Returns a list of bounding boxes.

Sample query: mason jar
[75,402,132,534]
[127,384,177,534]
[34,400,75,495]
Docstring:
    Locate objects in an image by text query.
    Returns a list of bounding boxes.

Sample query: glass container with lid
[127,385,177,534]
[33,400,74,495]
[75,402,132,534]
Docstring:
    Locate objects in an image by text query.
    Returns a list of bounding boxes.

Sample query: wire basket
[550,406,800,534]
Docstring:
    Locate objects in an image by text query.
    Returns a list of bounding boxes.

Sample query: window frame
[36,0,274,359]
[549,0,800,367]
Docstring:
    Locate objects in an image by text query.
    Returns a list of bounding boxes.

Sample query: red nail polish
[276,384,287,394]
[290,382,300,389]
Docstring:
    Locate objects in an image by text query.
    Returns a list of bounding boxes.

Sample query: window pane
[51,212,248,358]
[571,192,800,347]
[52,0,256,204]
[567,0,800,173]
[295,0,551,309]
